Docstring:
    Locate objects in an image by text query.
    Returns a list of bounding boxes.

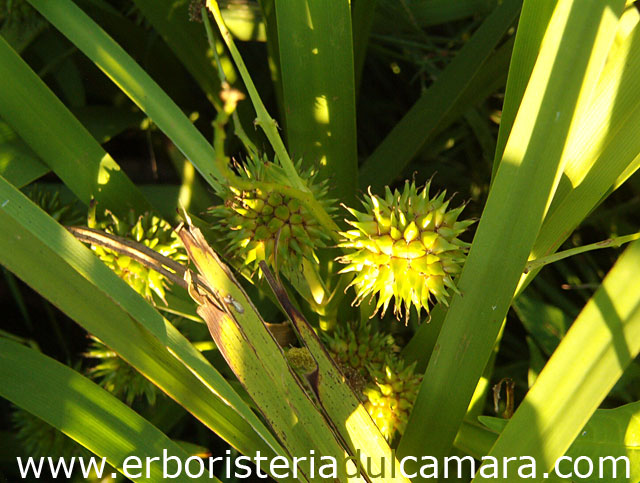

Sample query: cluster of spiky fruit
[85,336,158,406]
[362,361,422,440]
[324,321,421,441]
[89,209,187,303]
[27,185,84,226]
[209,157,333,279]
[338,180,474,322]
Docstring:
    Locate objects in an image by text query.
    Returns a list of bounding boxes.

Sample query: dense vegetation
[1,0,640,481]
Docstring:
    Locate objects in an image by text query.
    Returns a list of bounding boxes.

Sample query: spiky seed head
[324,319,397,379]
[363,360,422,441]
[89,209,187,303]
[324,320,422,441]
[209,156,334,279]
[27,185,85,226]
[338,180,474,322]
[85,336,158,406]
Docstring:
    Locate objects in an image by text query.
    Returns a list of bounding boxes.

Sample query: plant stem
[525,232,640,273]
[201,7,259,160]
[206,0,304,191]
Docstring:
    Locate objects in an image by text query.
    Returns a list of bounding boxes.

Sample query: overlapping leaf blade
[0,339,214,483]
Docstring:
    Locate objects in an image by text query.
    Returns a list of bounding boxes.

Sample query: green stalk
[206,0,304,192]
[525,231,640,273]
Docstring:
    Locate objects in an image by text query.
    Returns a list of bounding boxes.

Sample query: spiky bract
[210,157,333,278]
[89,209,187,303]
[338,180,473,322]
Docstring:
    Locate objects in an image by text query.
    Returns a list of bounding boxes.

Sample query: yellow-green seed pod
[88,208,187,303]
[338,180,474,322]
[209,156,335,278]
[363,360,422,441]
[323,320,422,441]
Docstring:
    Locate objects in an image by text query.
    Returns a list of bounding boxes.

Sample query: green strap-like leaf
[0,35,150,214]
[0,338,215,483]
[26,0,223,192]
[398,0,626,466]
[473,240,640,480]
[520,15,640,293]
[491,0,558,180]
[275,0,358,203]
[178,224,366,482]
[0,174,283,463]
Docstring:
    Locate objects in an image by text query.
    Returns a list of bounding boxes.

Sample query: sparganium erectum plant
[3,0,640,481]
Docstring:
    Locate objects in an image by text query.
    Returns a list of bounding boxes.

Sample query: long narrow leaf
[0,174,283,463]
[491,0,557,179]
[521,20,640,293]
[275,0,358,202]
[0,35,150,214]
[473,239,640,481]
[398,0,626,465]
[0,339,214,483]
[26,0,223,192]
[178,223,364,481]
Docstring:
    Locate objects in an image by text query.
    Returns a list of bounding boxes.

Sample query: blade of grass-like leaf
[0,339,215,483]
[259,263,409,482]
[520,21,640,295]
[178,224,364,481]
[275,0,358,202]
[0,174,285,465]
[458,399,640,481]
[360,0,521,192]
[472,239,640,481]
[0,36,150,214]
[352,0,377,91]
[26,0,223,192]
[398,0,626,466]
[491,0,557,180]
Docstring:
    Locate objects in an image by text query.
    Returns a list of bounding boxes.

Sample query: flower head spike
[209,155,334,279]
[323,319,421,441]
[85,336,158,406]
[88,208,187,303]
[363,359,422,441]
[338,180,474,322]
